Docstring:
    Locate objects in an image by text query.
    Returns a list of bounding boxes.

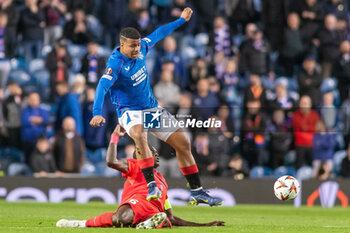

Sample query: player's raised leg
[166,129,223,206]
[129,124,161,201]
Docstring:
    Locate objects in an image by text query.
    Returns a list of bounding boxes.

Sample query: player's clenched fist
[180,7,193,22]
[90,115,106,127]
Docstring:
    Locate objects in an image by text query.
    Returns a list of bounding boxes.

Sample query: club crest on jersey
[138,52,144,60]
[104,67,113,75]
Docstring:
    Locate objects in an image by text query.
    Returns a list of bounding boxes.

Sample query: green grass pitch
[0,201,350,233]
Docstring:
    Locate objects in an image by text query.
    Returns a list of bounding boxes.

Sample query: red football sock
[85,212,114,227]
[180,164,199,175]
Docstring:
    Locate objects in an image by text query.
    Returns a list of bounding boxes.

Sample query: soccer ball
[273,175,300,201]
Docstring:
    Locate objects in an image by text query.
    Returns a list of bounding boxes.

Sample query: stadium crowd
[0,0,350,180]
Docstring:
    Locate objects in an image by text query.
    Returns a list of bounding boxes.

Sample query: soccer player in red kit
[56,125,225,229]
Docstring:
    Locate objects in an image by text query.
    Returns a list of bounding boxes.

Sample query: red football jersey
[121,159,168,211]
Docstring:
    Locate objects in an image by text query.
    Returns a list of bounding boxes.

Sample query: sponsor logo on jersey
[124,66,130,71]
[104,67,113,75]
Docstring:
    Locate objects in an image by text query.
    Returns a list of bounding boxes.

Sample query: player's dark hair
[120,27,141,40]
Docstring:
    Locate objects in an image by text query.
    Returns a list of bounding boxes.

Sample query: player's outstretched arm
[144,7,193,48]
[106,124,129,173]
[165,208,225,227]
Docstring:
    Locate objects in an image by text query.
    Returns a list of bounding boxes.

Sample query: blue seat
[72,57,82,73]
[68,44,86,58]
[250,166,273,178]
[33,70,50,87]
[86,148,106,164]
[321,78,337,93]
[98,46,112,57]
[284,151,296,166]
[29,58,45,74]
[296,166,313,180]
[333,150,347,175]
[104,166,120,177]
[274,166,296,178]
[7,162,32,176]
[0,147,25,163]
[10,58,27,70]
[81,162,97,176]
[8,70,32,86]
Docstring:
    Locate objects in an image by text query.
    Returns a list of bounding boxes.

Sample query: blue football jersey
[93,18,186,117]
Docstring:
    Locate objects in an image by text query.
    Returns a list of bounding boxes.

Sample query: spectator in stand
[297,55,322,107]
[239,23,257,75]
[268,109,293,169]
[243,74,268,111]
[30,137,57,176]
[155,36,188,89]
[340,141,350,178]
[2,81,22,148]
[268,82,296,119]
[262,0,289,51]
[312,120,336,180]
[80,41,106,87]
[19,0,45,63]
[1,0,19,58]
[279,12,304,77]
[97,0,128,48]
[332,40,350,101]
[207,76,220,95]
[188,57,208,92]
[45,38,72,102]
[241,100,268,167]
[134,8,154,37]
[221,59,242,105]
[292,95,319,169]
[191,78,220,121]
[65,0,94,15]
[0,12,10,89]
[223,154,250,180]
[298,0,324,52]
[320,92,341,131]
[207,116,229,176]
[123,0,143,26]
[21,92,49,163]
[63,9,93,45]
[239,28,273,77]
[0,88,6,146]
[213,51,228,80]
[82,87,106,151]
[216,104,234,143]
[323,0,347,18]
[53,117,85,173]
[158,140,181,178]
[225,0,258,34]
[342,90,350,143]
[314,14,345,78]
[154,69,180,112]
[40,0,66,46]
[192,132,213,176]
[162,0,196,36]
[192,0,216,32]
[55,82,83,135]
[210,16,232,57]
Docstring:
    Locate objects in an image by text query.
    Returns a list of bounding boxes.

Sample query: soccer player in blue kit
[90,8,223,207]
